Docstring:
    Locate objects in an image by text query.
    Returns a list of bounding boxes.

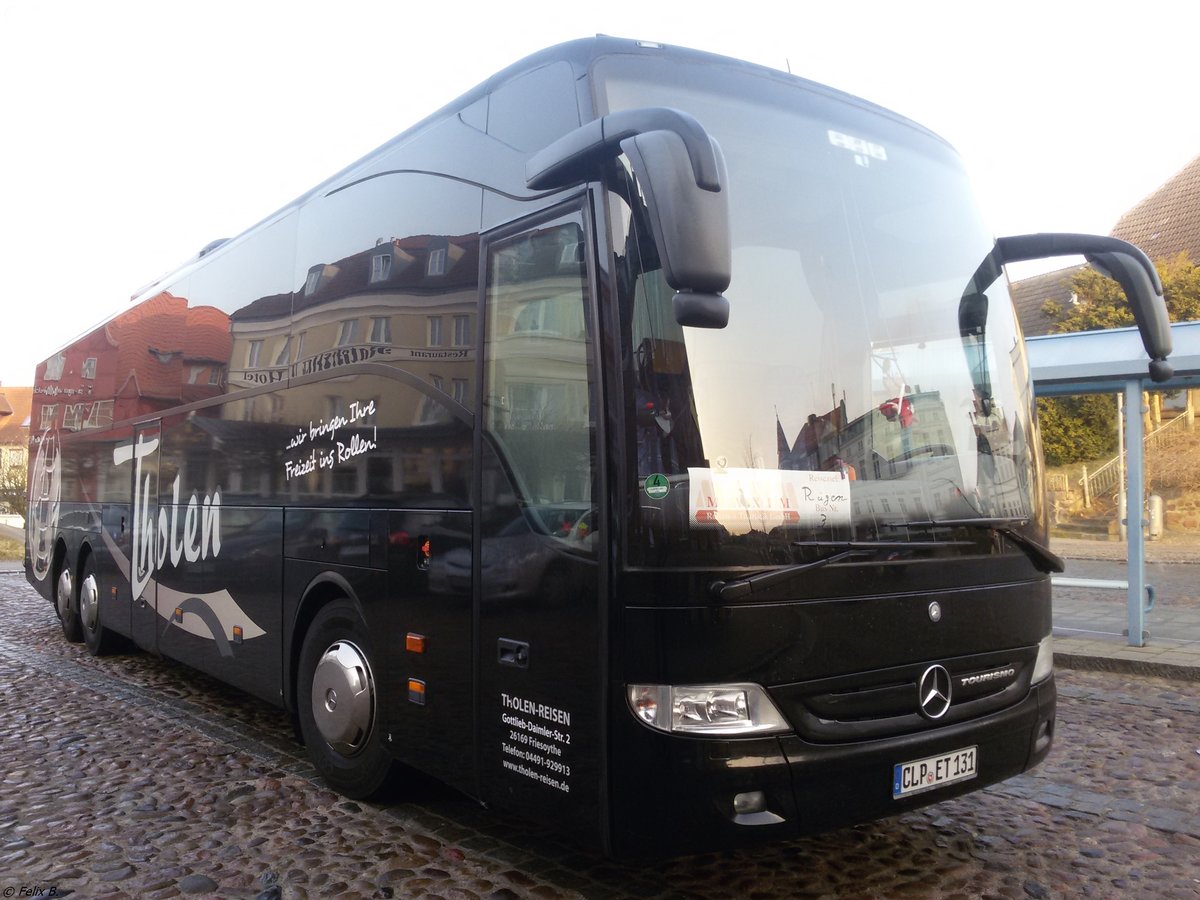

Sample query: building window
[82,357,97,379]
[418,375,446,423]
[371,253,392,283]
[40,404,57,430]
[247,340,263,368]
[63,404,84,431]
[294,332,306,364]
[513,299,551,334]
[453,315,471,346]
[326,395,348,421]
[336,320,358,347]
[84,401,113,429]
[44,353,65,382]
[427,247,446,276]
[353,396,379,425]
[304,266,323,296]
[208,367,222,386]
[452,378,468,405]
[369,317,391,344]
[427,316,443,347]
[273,337,292,367]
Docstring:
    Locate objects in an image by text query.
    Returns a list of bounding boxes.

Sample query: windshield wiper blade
[709,540,972,601]
[885,518,1065,574]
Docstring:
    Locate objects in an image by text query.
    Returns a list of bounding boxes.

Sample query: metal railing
[1080,412,1191,506]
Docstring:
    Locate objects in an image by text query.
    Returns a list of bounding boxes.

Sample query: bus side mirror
[994,233,1173,382]
[526,107,731,328]
[620,131,731,328]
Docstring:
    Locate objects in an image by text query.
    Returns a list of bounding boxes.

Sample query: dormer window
[427,248,446,277]
[305,267,323,296]
[304,264,339,297]
[82,357,97,380]
[371,253,393,283]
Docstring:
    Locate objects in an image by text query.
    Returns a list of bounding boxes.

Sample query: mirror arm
[994,233,1163,294]
[993,233,1173,382]
[526,107,723,192]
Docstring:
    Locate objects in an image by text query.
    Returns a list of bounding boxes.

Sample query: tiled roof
[1009,266,1083,337]
[1013,151,1200,335]
[1110,154,1200,263]
[0,386,33,445]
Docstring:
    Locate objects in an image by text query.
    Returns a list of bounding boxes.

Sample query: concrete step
[1052,519,1114,541]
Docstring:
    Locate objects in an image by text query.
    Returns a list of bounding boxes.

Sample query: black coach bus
[26,37,1172,857]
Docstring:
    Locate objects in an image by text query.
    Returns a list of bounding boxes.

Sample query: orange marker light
[406,633,426,654]
[232,626,244,645]
[408,679,426,705]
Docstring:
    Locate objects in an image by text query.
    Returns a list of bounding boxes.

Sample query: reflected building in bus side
[29,295,232,507]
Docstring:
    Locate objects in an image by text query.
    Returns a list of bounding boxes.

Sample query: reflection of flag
[879,396,915,428]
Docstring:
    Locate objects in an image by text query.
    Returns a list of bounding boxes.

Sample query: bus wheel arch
[294,585,397,800]
[53,541,82,643]
[287,573,360,712]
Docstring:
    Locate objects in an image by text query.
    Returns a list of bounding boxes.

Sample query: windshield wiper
[709,540,973,601]
[884,518,1064,574]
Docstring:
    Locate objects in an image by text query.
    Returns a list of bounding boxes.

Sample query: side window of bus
[483,214,596,547]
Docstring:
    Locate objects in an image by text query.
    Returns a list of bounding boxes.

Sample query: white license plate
[892,746,977,799]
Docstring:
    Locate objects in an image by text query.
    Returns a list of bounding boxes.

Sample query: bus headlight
[627,683,790,736]
[1031,635,1054,684]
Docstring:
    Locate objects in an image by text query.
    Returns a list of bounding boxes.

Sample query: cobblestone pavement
[1,570,1199,899]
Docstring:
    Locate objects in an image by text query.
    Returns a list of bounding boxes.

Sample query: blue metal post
[1124,379,1147,647]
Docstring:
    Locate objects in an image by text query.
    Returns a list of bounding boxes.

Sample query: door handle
[498,638,530,668]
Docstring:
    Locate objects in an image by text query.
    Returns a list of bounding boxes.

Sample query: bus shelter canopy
[1027,319,1200,647]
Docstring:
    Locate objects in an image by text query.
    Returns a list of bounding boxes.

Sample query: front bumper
[607,677,1055,858]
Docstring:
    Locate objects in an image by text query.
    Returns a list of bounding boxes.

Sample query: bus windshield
[597,56,1040,569]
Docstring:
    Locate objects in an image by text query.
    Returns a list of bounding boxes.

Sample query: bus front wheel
[297,599,397,800]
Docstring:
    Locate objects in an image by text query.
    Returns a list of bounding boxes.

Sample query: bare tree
[0,462,27,519]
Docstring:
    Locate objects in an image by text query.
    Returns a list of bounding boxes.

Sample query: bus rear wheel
[56,562,83,643]
[297,599,397,800]
[79,555,120,657]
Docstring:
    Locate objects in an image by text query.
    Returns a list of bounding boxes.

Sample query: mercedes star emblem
[918,664,952,720]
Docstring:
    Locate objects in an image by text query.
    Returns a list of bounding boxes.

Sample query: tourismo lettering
[114,436,222,599]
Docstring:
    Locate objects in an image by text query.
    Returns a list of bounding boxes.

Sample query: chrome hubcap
[79,573,100,631]
[311,640,375,756]
[56,569,74,619]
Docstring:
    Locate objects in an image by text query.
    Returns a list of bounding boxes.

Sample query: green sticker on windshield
[644,473,670,500]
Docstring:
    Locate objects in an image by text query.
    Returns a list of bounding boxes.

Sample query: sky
[2,0,1198,387]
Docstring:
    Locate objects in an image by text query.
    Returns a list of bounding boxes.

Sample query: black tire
[55,560,83,644]
[297,599,397,800]
[79,555,120,657]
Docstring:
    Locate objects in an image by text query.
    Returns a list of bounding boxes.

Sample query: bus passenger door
[477,208,603,839]
[129,422,160,651]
